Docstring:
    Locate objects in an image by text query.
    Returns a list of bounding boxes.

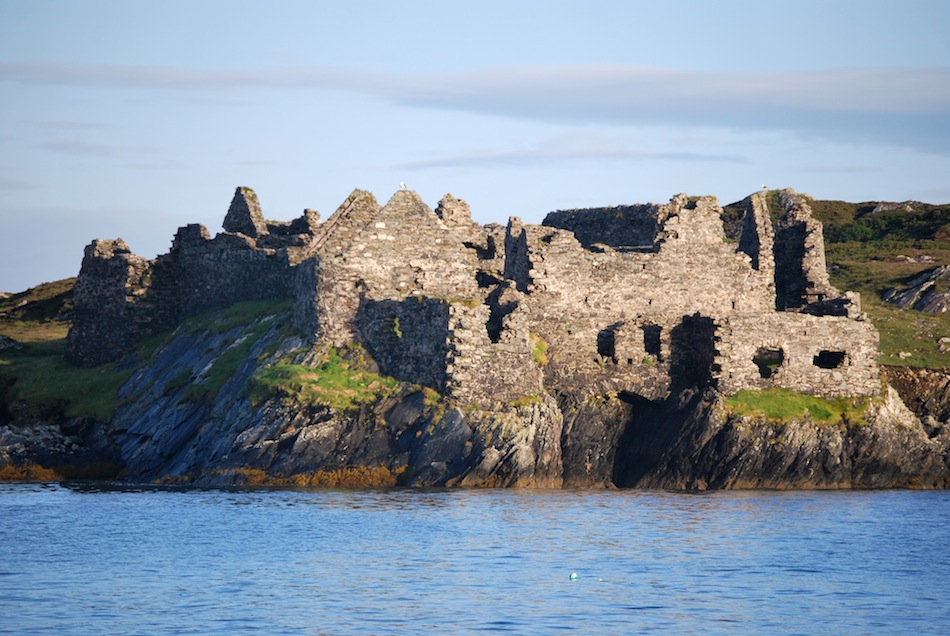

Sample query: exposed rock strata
[883,265,950,313]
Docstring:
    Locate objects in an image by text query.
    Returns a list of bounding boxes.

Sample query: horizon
[2,0,949,292]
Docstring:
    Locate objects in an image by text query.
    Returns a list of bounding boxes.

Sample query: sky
[1,0,948,292]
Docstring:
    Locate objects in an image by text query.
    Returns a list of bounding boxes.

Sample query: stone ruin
[66,186,882,404]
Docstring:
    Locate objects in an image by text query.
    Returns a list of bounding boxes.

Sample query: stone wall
[357,297,451,391]
[509,195,777,397]
[544,204,665,250]
[68,189,306,366]
[716,312,881,397]
[444,296,543,405]
[168,225,293,319]
[774,189,838,309]
[65,239,150,366]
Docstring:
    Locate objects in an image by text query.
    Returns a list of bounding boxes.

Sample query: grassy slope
[0,280,129,420]
[811,198,950,369]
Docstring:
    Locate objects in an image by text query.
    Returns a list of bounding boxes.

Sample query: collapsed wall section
[65,239,151,367]
[774,190,838,310]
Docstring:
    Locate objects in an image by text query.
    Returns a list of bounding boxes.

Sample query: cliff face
[97,309,562,487]
[3,307,949,488]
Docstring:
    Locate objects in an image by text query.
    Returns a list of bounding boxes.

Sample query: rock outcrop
[883,265,950,313]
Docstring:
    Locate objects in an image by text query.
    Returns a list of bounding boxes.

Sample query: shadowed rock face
[884,265,950,313]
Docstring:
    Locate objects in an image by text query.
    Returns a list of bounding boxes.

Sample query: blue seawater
[1,484,949,635]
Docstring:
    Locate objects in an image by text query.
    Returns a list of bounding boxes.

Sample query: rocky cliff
[3,300,948,488]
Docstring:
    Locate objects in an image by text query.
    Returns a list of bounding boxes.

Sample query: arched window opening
[753,347,785,379]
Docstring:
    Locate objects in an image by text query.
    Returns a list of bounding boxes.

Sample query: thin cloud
[3,62,948,154]
[37,140,115,157]
[26,119,111,131]
[397,146,748,170]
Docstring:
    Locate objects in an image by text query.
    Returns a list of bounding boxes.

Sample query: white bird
[761,184,768,190]
[399,181,407,190]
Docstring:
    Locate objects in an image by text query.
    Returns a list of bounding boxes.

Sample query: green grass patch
[0,279,74,324]
[725,388,871,425]
[0,340,131,420]
[530,333,549,367]
[247,345,400,411]
[826,240,950,369]
[186,300,291,335]
[508,393,541,408]
[185,316,281,402]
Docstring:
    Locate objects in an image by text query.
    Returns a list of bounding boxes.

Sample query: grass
[0,337,132,421]
[247,344,401,411]
[1,288,291,420]
[508,393,541,408]
[530,333,549,367]
[0,279,74,344]
[181,306,287,402]
[725,388,871,425]
[825,240,950,368]
[187,300,291,335]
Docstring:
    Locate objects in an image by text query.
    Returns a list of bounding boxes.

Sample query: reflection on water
[1,484,949,634]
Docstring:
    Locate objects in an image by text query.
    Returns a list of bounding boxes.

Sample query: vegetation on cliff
[246,344,402,410]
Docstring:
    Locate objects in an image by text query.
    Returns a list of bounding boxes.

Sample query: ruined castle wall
[509,196,775,397]
[171,228,293,319]
[340,190,480,299]
[305,189,381,258]
[291,257,364,347]
[544,204,664,249]
[737,192,775,276]
[222,187,267,238]
[65,239,150,367]
[716,312,881,397]
[444,301,544,405]
[357,297,451,391]
[774,190,838,309]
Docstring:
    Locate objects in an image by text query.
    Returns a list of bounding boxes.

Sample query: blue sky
[1,0,948,292]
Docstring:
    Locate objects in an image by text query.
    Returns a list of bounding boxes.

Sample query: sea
[1,483,948,635]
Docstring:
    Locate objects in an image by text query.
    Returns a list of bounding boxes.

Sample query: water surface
[1,484,948,634]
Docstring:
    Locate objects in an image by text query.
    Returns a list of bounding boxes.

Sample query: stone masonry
[67,185,882,403]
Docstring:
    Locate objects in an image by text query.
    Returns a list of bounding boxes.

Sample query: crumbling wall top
[223,186,268,238]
